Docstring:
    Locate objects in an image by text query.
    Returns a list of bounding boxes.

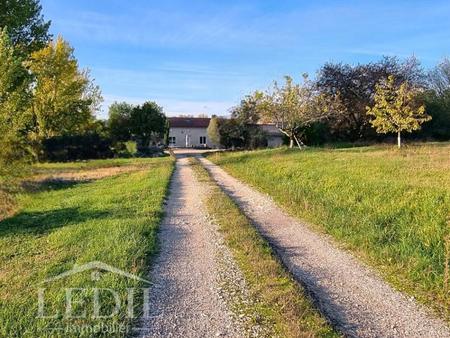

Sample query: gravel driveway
[199,156,450,338]
[138,155,244,337]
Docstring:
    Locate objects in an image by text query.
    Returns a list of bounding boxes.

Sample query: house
[168,117,216,148]
[167,117,284,148]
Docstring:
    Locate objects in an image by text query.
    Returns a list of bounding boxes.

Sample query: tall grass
[0,157,174,337]
[208,144,450,319]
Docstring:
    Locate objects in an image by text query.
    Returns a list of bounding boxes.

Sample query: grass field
[0,157,174,337]
[207,143,450,319]
[191,158,338,337]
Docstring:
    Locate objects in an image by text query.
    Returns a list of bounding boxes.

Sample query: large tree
[367,76,430,148]
[130,101,166,149]
[259,75,336,148]
[0,29,31,217]
[316,56,425,141]
[26,36,102,157]
[0,29,31,166]
[0,0,51,55]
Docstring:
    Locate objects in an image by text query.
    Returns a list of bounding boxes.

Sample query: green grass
[207,144,450,320]
[33,157,163,172]
[0,157,174,337]
[191,158,339,337]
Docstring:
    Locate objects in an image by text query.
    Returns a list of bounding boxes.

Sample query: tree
[0,0,51,55]
[421,58,450,140]
[0,29,31,217]
[207,115,221,145]
[129,101,166,149]
[366,76,430,148]
[316,56,425,141]
[427,58,450,96]
[26,36,102,158]
[230,92,262,124]
[259,75,335,148]
[107,101,133,142]
[0,29,31,166]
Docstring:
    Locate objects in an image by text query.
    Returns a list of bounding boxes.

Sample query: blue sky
[41,0,450,118]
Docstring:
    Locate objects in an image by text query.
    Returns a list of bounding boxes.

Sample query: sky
[41,0,450,119]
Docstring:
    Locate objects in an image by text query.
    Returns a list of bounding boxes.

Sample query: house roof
[169,117,210,128]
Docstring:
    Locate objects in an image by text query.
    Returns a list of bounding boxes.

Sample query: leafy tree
[366,76,430,148]
[420,59,450,140]
[26,36,102,158]
[0,29,31,217]
[107,101,133,142]
[0,0,51,55]
[259,75,336,148]
[0,29,31,166]
[217,118,245,149]
[428,58,450,96]
[316,56,425,141]
[130,101,166,149]
[230,92,262,124]
[207,116,221,145]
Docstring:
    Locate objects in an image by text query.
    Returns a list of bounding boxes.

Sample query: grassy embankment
[191,158,339,338]
[207,144,450,320]
[0,157,174,337]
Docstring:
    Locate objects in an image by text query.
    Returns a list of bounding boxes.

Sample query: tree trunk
[289,138,294,148]
[397,131,401,148]
[293,134,305,149]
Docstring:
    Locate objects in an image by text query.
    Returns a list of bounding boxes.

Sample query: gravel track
[138,156,249,337]
[199,156,450,338]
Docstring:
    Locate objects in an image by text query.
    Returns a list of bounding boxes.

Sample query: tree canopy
[0,0,51,55]
[26,36,102,157]
[366,76,430,147]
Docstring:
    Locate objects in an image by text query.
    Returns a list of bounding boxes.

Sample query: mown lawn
[208,143,450,319]
[0,157,174,337]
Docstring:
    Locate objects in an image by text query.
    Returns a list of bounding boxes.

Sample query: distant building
[167,117,284,148]
[168,117,216,148]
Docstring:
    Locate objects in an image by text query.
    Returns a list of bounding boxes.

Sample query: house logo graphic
[37,261,152,335]
[40,261,153,284]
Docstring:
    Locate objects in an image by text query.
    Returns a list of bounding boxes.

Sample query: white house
[168,117,284,148]
[168,117,216,148]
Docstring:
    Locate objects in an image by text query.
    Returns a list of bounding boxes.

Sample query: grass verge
[0,157,174,337]
[207,144,450,320]
[190,157,338,338]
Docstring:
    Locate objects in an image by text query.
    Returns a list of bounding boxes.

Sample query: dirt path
[138,156,244,337]
[199,156,450,338]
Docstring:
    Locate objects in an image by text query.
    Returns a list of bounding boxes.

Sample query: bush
[41,133,113,162]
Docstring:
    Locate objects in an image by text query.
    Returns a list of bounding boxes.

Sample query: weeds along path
[198,156,450,338]
[139,156,245,337]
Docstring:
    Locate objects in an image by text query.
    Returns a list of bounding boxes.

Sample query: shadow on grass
[21,178,93,195]
[0,207,110,237]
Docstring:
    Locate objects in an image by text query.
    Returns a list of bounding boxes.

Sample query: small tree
[207,116,221,146]
[367,76,431,148]
[107,101,133,142]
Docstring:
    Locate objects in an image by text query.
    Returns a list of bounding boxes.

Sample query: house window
[169,136,176,146]
[200,136,206,145]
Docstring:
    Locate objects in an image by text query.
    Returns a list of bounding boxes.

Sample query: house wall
[169,127,217,148]
[267,135,284,147]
